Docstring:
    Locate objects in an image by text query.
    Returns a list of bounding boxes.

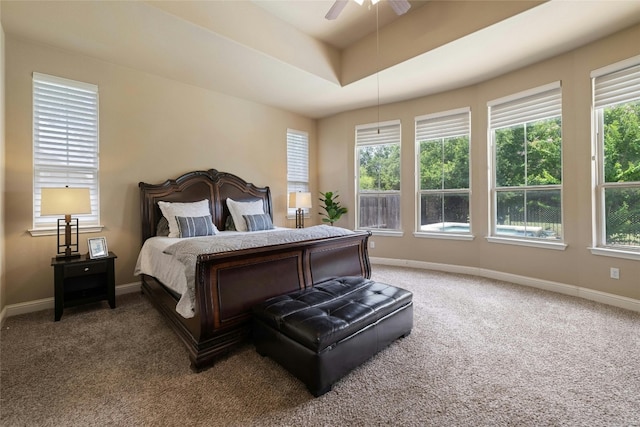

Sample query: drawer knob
[84,267,89,272]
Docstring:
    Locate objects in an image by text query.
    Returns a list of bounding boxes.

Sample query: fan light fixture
[325,0,409,20]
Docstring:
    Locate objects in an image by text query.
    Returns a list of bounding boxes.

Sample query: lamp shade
[41,187,91,216]
[289,192,312,209]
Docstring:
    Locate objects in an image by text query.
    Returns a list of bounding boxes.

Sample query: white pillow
[226,198,265,232]
[158,199,217,238]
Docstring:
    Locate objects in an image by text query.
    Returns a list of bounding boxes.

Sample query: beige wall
[4,37,316,306]
[0,4,6,316]
[318,24,640,301]
[4,24,640,311]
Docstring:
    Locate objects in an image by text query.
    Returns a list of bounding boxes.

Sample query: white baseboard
[370,257,640,313]
[0,281,141,325]
[3,262,638,325]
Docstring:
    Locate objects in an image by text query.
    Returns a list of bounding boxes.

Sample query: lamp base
[295,208,305,228]
[56,217,81,259]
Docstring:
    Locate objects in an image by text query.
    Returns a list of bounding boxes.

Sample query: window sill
[589,247,640,261]
[358,229,404,237]
[414,232,475,241]
[29,225,105,237]
[486,236,567,251]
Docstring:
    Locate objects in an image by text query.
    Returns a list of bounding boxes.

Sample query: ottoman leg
[311,385,332,397]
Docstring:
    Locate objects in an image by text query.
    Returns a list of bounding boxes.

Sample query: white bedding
[134,236,192,316]
[134,229,279,318]
[134,226,354,318]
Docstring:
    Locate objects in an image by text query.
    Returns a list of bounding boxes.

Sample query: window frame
[590,55,640,259]
[487,82,566,249]
[355,120,402,235]
[286,129,310,218]
[415,107,472,240]
[31,72,102,236]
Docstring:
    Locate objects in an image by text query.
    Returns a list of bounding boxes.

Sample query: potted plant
[319,191,348,225]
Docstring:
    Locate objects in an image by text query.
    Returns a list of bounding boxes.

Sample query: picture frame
[88,237,109,259]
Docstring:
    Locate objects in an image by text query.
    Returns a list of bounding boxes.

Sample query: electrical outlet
[610,267,620,280]
[369,241,375,249]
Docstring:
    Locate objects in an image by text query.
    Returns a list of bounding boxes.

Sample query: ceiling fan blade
[325,0,349,20]
[388,0,411,16]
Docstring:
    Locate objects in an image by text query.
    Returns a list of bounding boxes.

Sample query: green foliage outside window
[420,136,469,190]
[358,144,400,191]
[357,143,401,229]
[495,118,562,187]
[494,117,562,238]
[419,136,470,227]
[604,102,640,183]
[603,101,640,247]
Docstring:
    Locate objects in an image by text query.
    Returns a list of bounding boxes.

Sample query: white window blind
[489,82,562,130]
[593,63,640,108]
[33,72,100,229]
[356,120,401,146]
[415,108,470,141]
[287,129,309,213]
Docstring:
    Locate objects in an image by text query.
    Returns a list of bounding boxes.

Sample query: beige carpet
[2,265,639,426]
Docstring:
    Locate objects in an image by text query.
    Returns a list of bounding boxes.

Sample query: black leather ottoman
[252,276,413,397]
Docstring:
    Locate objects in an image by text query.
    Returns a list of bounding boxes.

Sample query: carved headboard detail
[139,169,272,243]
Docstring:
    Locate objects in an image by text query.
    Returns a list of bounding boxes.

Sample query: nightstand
[51,252,117,321]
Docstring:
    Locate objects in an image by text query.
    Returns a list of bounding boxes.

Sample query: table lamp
[289,191,312,228]
[41,187,92,259]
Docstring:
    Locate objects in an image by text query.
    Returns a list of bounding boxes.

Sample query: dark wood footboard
[141,231,371,371]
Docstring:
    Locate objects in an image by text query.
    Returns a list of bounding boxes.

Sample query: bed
[136,169,371,370]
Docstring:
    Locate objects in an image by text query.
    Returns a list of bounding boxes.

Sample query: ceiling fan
[325,0,411,20]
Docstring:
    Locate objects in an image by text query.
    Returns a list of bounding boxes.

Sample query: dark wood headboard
[139,169,272,243]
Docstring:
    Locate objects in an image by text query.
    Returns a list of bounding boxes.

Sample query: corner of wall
[0,8,7,324]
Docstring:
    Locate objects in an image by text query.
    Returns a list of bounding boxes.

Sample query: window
[488,82,562,241]
[32,73,100,233]
[356,120,401,231]
[286,129,309,216]
[592,58,640,253]
[416,108,471,235]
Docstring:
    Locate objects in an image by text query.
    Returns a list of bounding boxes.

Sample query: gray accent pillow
[156,216,170,236]
[243,213,274,232]
[175,215,217,238]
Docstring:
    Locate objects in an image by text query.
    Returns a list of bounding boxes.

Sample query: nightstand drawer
[64,261,107,277]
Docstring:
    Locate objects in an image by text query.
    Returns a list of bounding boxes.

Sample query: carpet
[1,265,639,426]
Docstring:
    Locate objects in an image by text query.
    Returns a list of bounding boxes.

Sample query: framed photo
[88,237,108,259]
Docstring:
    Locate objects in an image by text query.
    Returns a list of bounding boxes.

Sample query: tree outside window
[598,101,640,248]
[417,109,470,233]
[489,83,563,240]
[356,121,401,231]
[592,60,640,251]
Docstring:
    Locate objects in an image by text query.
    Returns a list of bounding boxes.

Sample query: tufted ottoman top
[252,276,413,352]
